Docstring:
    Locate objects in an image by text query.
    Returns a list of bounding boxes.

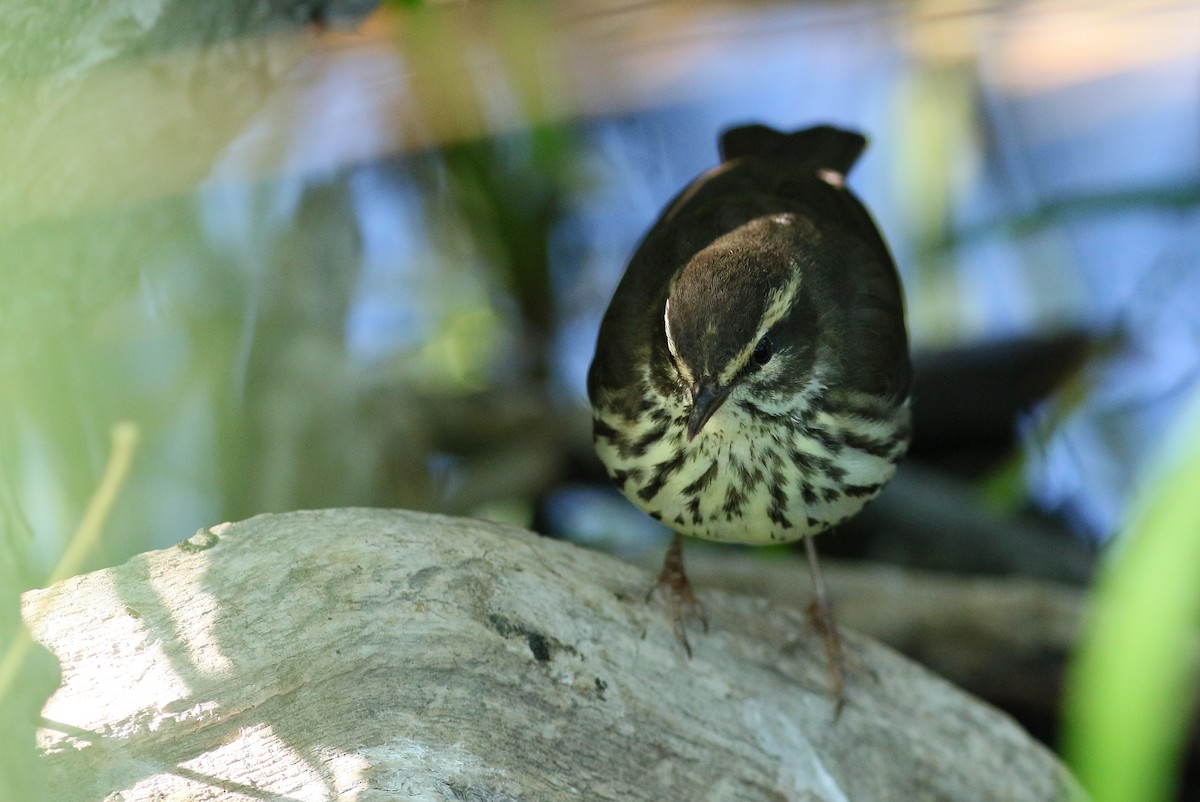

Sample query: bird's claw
[804,596,848,715]
[648,533,708,658]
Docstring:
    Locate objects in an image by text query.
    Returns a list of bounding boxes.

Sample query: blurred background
[2,0,1199,797]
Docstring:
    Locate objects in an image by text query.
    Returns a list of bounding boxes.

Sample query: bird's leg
[647,532,709,658]
[803,535,848,715]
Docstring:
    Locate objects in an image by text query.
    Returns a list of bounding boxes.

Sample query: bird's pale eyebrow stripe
[663,297,695,385]
[718,268,801,386]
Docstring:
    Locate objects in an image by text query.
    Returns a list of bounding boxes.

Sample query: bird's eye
[751,334,774,368]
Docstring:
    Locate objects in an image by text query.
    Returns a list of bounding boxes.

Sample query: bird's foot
[805,595,850,716]
[646,533,708,658]
[797,535,873,718]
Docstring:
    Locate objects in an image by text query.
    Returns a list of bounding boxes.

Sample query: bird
[587,123,911,704]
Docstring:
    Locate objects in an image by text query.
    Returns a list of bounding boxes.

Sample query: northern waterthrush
[588,123,911,700]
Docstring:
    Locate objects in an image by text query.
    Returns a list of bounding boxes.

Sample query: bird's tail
[719,124,866,176]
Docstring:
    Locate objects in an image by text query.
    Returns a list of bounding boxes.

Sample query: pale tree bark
[26,508,1081,801]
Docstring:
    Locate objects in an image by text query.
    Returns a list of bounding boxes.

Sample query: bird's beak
[686,381,731,442]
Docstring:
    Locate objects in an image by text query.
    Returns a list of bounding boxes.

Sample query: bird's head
[663,213,820,441]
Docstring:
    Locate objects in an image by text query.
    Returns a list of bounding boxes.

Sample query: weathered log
[26,508,1081,801]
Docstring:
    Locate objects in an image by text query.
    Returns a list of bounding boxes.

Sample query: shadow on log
[25,509,1081,801]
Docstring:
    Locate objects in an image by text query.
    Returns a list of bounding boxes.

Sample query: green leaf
[1063,392,1200,802]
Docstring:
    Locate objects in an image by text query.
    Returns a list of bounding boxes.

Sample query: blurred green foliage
[0,4,579,790]
[0,421,137,801]
[1063,392,1200,802]
[0,540,58,800]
